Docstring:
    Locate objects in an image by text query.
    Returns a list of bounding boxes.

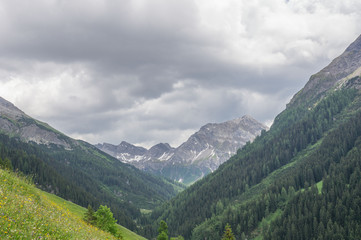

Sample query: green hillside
[0,168,116,239]
[0,126,177,232]
[0,168,147,239]
[0,96,179,233]
[41,192,147,240]
[146,35,361,240]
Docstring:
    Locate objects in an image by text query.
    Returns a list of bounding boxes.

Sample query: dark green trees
[83,205,96,225]
[158,220,168,240]
[0,156,12,170]
[94,205,118,235]
[150,89,361,239]
[84,205,121,238]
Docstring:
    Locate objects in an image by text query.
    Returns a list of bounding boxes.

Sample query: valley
[1,33,361,240]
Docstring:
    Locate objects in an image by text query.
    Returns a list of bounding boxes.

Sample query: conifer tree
[83,205,96,225]
[94,205,118,235]
[158,220,168,240]
[222,224,235,240]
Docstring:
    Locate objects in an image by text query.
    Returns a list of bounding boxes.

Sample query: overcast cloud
[0,0,361,148]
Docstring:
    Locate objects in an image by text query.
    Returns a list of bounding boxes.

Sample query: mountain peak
[95,115,268,184]
[0,96,25,119]
[0,96,74,148]
[229,115,252,123]
[149,143,174,151]
[345,34,361,52]
[289,34,361,107]
[230,115,267,127]
[0,96,14,107]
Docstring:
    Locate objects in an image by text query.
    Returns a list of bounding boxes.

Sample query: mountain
[95,141,167,163]
[0,97,73,148]
[147,34,361,239]
[96,115,268,184]
[0,96,179,232]
[289,34,361,107]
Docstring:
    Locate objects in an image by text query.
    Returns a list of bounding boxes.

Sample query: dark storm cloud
[0,1,199,63]
[0,0,289,93]
[0,0,361,147]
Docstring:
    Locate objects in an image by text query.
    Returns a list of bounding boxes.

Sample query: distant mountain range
[96,115,268,184]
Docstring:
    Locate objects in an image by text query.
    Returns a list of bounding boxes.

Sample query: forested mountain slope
[148,34,361,240]
[0,97,178,232]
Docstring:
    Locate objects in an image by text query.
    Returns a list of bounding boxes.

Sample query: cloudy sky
[1,0,361,148]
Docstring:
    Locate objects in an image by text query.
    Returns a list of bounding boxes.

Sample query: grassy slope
[42,192,147,240]
[0,168,146,240]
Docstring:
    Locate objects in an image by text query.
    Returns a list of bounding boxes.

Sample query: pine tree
[221,224,235,240]
[83,205,96,225]
[158,220,168,240]
[94,205,118,235]
[241,232,246,240]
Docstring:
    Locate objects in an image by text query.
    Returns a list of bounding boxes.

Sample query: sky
[0,0,361,148]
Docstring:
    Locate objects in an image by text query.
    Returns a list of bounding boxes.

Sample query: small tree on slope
[158,220,168,240]
[222,224,235,240]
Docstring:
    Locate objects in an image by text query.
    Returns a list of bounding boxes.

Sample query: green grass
[316,180,323,194]
[42,191,89,219]
[43,192,147,240]
[118,225,147,240]
[0,168,146,240]
[140,209,153,214]
[251,209,282,240]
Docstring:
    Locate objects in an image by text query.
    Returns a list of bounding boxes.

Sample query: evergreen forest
[0,132,178,233]
[146,88,361,239]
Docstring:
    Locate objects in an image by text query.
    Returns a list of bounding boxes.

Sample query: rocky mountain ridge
[0,97,73,149]
[0,95,180,230]
[96,115,268,184]
[289,34,361,107]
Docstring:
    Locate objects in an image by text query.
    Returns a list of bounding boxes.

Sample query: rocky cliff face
[289,34,361,107]
[0,97,73,149]
[96,115,268,184]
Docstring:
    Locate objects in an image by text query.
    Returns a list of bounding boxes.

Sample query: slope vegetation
[0,168,118,239]
[147,34,361,239]
[0,130,177,233]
